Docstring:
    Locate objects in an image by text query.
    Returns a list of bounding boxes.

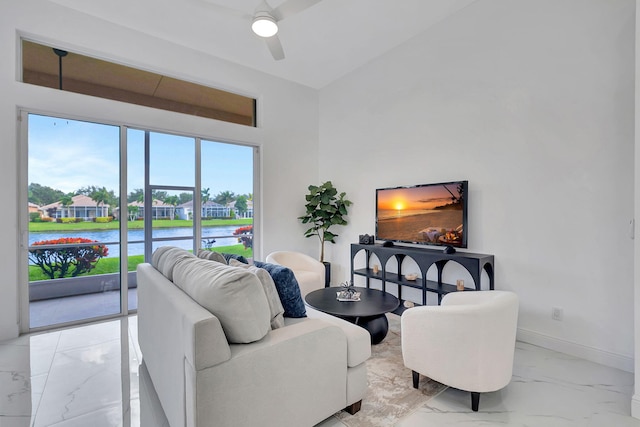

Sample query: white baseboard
[517,327,633,373]
[631,394,640,419]
[632,394,640,419]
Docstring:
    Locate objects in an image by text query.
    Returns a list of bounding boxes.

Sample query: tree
[164,195,179,220]
[128,188,144,203]
[201,188,211,204]
[235,195,248,216]
[298,181,352,263]
[151,190,168,201]
[76,185,98,196]
[214,190,236,206]
[89,187,111,217]
[60,194,74,218]
[127,205,139,221]
[29,238,108,279]
[28,183,65,206]
[178,192,193,204]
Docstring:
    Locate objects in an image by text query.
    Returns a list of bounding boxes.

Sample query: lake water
[28,225,245,258]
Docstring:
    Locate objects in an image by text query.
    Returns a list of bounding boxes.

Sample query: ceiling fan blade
[272,0,322,21]
[265,35,285,60]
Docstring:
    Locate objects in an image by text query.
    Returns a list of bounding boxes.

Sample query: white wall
[633,0,640,418]
[0,1,319,340]
[319,0,635,371]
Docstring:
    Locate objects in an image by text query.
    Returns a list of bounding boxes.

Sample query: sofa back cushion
[172,257,271,344]
[197,249,228,264]
[229,259,285,329]
[152,246,197,281]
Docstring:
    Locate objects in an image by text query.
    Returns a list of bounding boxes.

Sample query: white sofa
[137,247,371,427]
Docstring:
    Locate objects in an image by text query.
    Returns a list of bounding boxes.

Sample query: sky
[28,114,254,199]
[377,183,461,211]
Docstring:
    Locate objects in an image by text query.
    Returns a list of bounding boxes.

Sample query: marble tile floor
[0,315,638,427]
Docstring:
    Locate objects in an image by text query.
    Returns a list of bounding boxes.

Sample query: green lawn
[28,244,253,281]
[29,218,252,232]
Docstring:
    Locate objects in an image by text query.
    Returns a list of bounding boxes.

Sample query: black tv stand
[350,243,494,306]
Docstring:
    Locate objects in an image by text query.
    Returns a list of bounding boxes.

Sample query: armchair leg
[345,400,362,415]
[471,392,480,412]
[412,370,420,389]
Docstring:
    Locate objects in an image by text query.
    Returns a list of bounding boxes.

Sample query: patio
[30,288,137,329]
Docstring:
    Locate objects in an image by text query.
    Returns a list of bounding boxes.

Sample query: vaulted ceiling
[48,0,477,89]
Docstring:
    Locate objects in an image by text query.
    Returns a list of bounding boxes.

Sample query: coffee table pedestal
[354,314,389,345]
[305,287,399,345]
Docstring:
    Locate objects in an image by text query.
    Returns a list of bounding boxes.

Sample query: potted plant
[298,181,352,286]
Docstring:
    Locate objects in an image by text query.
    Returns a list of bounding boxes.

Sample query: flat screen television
[375,180,468,248]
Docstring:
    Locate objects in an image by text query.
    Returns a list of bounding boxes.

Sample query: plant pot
[323,261,331,287]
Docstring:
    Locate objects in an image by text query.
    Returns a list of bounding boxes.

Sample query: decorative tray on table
[336,281,361,301]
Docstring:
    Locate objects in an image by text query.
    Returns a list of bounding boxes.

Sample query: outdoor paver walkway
[29,289,137,328]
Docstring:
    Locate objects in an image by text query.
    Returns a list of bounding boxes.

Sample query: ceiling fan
[205,0,322,60]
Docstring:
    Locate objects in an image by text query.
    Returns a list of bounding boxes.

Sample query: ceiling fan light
[252,13,278,38]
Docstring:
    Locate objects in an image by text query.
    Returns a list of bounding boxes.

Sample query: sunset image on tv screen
[376,182,466,247]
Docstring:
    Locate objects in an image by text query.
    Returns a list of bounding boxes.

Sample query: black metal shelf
[350,243,494,305]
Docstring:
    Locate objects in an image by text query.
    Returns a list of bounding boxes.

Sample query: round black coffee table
[305,287,400,344]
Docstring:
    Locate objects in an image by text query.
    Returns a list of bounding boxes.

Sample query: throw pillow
[223,253,249,264]
[197,249,227,264]
[229,259,285,329]
[172,257,271,344]
[254,261,306,318]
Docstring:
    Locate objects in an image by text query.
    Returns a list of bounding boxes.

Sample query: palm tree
[60,194,74,218]
[214,190,236,206]
[164,195,179,220]
[201,187,211,204]
[128,188,144,204]
[128,205,139,221]
[90,187,110,218]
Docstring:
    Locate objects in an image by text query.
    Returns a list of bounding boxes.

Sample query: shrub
[95,217,112,223]
[233,225,253,249]
[29,212,42,222]
[41,217,54,222]
[29,238,109,279]
[57,217,77,224]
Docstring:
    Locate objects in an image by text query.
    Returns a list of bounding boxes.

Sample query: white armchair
[401,290,519,411]
[265,251,326,296]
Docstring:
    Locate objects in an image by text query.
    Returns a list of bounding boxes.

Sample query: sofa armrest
[183,308,232,371]
[305,308,371,367]
[191,319,349,427]
[138,263,231,370]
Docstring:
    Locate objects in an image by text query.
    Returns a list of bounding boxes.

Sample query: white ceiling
[49,0,477,89]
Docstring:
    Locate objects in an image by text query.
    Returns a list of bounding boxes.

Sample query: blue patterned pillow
[254,261,306,318]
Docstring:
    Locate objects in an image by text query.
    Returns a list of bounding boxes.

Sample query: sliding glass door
[23,112,256,331]
[27,114,122,328]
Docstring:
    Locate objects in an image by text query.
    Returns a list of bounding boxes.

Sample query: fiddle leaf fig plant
[298,181,352,263]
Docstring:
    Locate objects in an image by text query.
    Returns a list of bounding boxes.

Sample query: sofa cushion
[197,249,227,264]
[152,246,197,281]
[229,259,285,329]
[172,257,271,344]
[254,261,306,318]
